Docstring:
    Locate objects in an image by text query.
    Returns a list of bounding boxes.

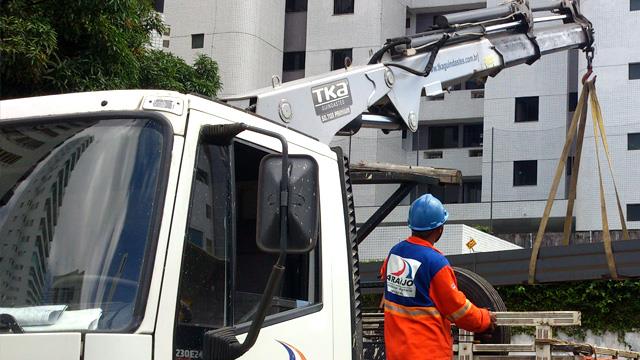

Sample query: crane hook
[581,47,595,85]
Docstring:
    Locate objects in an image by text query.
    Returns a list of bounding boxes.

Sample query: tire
[453,267,511,351]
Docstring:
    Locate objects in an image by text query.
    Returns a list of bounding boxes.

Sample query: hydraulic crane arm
[222,0,594,144]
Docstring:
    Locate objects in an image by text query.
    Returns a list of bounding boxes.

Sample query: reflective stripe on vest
[384,299,441,318]
[447,299,472,321]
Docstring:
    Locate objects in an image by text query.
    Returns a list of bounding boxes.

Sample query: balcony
[416,147,483,176]
[420,89,484,121]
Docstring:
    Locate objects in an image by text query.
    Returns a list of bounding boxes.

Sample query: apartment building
[160,0,640,257]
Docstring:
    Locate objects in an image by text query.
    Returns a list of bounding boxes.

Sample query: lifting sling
[528,77,629,284]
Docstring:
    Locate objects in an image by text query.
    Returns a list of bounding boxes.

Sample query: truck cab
[0,91,359,359]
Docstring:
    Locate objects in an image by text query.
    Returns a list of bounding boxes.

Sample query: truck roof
[0,90,338,160]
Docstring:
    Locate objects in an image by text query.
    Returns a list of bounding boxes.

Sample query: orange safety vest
[380,236,491,360]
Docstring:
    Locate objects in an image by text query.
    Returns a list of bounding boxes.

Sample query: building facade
[160,0,640,255]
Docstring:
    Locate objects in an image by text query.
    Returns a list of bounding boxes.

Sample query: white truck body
[0,90,356,359]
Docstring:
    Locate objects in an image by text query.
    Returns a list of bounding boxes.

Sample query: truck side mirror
[202,125,319,360]
[256,154,319,254]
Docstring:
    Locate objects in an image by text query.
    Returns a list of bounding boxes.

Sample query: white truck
[1,1,618,359]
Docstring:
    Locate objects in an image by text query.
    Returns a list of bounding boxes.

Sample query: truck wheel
[453,267,511,353]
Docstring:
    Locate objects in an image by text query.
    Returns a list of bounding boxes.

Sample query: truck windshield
[0,117,168,332]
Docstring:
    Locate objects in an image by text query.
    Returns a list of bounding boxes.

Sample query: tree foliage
[1,0,221,99]
[139,51,221,97]
[364,279,640,342]
[498,279,640,339]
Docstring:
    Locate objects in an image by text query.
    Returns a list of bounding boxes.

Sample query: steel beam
[355,183,416,245]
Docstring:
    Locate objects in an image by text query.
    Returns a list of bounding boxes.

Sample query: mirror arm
[235,262,286,352]
[203,124,290,360]
[203,264,285,359]
[237,124,290,348]
[240,124,290,262]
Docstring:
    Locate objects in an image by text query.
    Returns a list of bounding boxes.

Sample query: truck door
[154,108,338,360]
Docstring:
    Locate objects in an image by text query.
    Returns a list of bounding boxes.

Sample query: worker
[380,193,497,360]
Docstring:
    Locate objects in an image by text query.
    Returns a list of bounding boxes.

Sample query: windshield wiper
[0,313,24,333]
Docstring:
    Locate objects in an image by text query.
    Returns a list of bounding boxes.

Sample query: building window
[187,228,204,248]
[568,92,578,112]
[632,0,640,11]
[334,0,354,14]
[566,156,574,176]
[464,79,485,90]
[411,183,460,204]
[463,180,482,203]
[428,125,459,149]
[426,93,445,101]
[162,40,170,48]
[630,63,640,80]
[424,151,443,159]
[1,129,44,149]
[413,125,428,150]
[191,34,204,49]
[283,51,306,72]
[469,149,483,157]
[513,160,537,186]
[628,204,640,221]
[0,148,21,165]
[331,48,352,70]
[154,0,165,13]
[463,123,483,147]
[286,0,307,12]
[515,96,539,122]
[406,17,411,28]
[629,133,640,150]
[414,124,480,150]
[449,79,485,92]
[195,168,209,184]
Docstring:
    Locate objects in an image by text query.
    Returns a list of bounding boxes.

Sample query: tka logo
[386,254,421,297]
[311,80,349,105]
[311,79,353,121]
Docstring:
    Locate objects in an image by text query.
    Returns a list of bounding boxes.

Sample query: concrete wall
[305,0,406,76]
[305,1,379,76]
[421,90,485,121]
[358,224,521,261]
[163,0,285,96]
[355,199,569,226]
[482,51,571,203]
[331,129,379,208]
[409,147,483,178]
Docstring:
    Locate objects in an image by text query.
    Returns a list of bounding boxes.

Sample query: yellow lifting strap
[588,82,630,243]
[527,79,629,284]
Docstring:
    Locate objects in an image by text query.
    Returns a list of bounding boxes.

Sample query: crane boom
[222,0,594,144]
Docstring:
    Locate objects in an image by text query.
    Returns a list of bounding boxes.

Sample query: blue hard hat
[408,194,449,231]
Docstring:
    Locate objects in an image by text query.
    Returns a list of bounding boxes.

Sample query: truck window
[174,139,320,359]
[0,118,169,333]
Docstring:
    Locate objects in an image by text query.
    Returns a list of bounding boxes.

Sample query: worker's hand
[488,311,498,331]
